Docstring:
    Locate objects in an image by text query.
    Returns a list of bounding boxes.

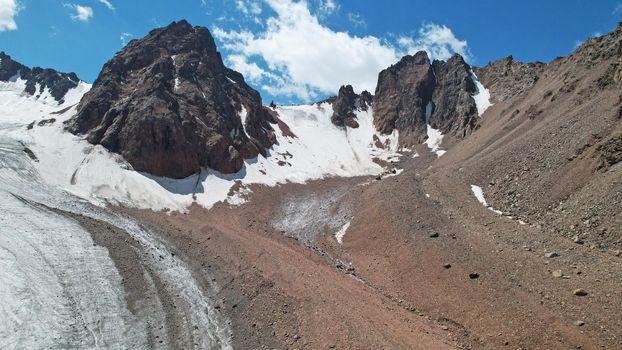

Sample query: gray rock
[0,51,81,103]
[373,51,479,146]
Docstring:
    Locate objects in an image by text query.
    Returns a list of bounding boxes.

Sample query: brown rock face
[431,55,479,138]
[0,51,80,103]
[326,85,373,128]
[66,20,276,179]
[473,55,545,103]
[373,51,435,143]
[373,51,480,145]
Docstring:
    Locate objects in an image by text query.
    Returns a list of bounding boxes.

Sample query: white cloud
[235,0,262,16]
[319,0,338,15]
[120,32,132,46]
[226,54,267,82]
[64,4,93,22]
[0,0,20,32]
[97,0,114,11]
[397,23,470,61]
[347,12,366,28]
[615,3,622,15]
[215,0,469,101]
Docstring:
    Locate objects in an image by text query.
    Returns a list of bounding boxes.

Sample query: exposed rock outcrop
[430,55,479,138]
[66,20,276,179]
[373,52,435,143]
[0,52,80,103]
[325,85,373,128]
[373,51,479,145]
[473,55,545,103]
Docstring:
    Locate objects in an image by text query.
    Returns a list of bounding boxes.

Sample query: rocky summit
[373,51,480,145]
[0,51,80,103]
[66,20,277,179]
[473,55,545,103]
[324,84,373,128]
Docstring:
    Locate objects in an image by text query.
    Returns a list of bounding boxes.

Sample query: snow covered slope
[1,67,494,213]
[3,77,401,212]
[0,81,232,349]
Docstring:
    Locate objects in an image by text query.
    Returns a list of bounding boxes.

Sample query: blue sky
[1,0,621,104]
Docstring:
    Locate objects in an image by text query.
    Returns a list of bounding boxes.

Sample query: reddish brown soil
[121,141,621,349]
[117,27,622,349]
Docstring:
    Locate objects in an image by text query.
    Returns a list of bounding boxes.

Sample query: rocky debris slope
[373,51,480,145]
[0,52,81,104]
[323,85,372,128]
[66,20,276,179]
[443,23,622,248]
[473,55,545,103]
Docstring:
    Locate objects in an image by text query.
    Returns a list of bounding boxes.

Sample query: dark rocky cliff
[66,20,276,179]
[373,51,480,145]
[0,51,80,104]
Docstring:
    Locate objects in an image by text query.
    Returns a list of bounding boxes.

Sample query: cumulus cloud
[235,0,262,16]
[120,32,132,46]
[65,4,93,22]
[0,0,20,32]
[97,0,114,11]
[397,23,470,61]
[215,0,469,101]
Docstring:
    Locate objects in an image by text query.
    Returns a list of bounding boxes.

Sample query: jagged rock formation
[325,85,373,128]
[430,55,480,138]
[473,55,545,103]
[66,20,276,179]
[373,51,479,145]
[373,51,434,143]
[0,52,80,103]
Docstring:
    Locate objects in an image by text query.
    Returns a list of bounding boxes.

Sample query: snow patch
[470,71,492,116]
[238,105,247,132]
[470,185,488,206]
[471,184,503,215]
[423,101,446,157]
[174,77,181,91]
[335,221,351,244]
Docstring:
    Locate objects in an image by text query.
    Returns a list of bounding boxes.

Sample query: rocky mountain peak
[373,51,479,145]
[0,51,80,103]
[326,85,373,128]
[373,52,435,143]
[430,54,479,136]
[67,20,276,179]
[473,55,544,103]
